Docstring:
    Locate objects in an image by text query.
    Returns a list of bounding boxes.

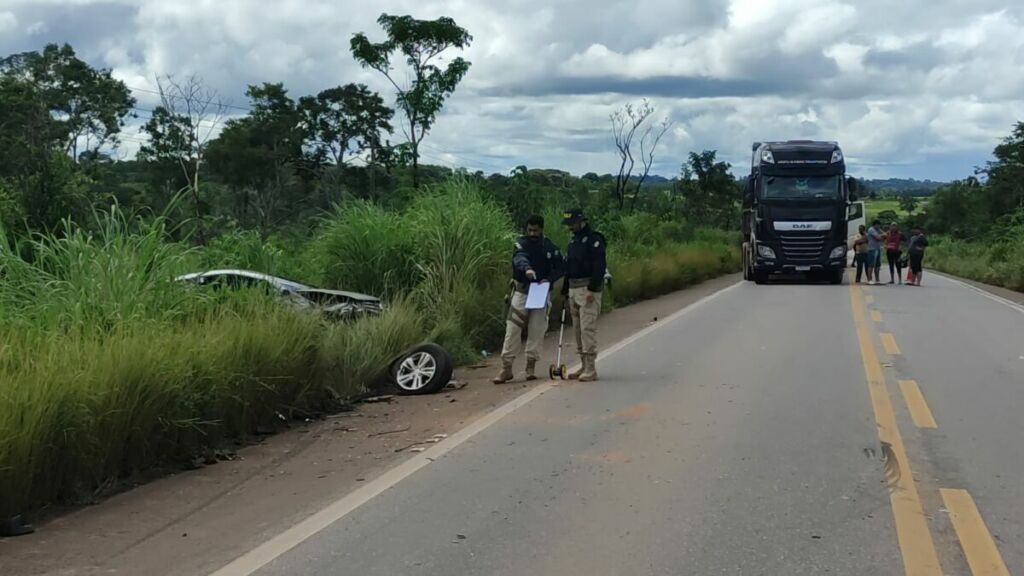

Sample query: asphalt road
[220,272,1022,576]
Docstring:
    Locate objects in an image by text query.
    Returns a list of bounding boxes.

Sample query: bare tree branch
[155,74,228,245]
[630,117,674,213]
[611,99,654,210]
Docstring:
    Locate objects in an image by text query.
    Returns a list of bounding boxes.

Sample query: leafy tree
[678,151,740,229]
[0,46,125,230]
[298,84,393,168]
[980,121,1024,217]
[206,83,308,232]
[1,43,134,161]
[898,195,919,215]
[351,14,472,188]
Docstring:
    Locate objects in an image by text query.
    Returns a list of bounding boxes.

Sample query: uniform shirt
[565,225,607,292]
[512,235,564,285]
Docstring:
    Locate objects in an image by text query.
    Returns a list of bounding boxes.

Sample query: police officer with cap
[493,215,564,383]
[561,208,606,381]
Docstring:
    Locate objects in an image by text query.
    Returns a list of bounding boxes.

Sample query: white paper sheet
[525,282,550,310]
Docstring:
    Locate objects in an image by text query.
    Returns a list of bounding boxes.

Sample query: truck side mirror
[846,177,859,201]
[743,177,755,204]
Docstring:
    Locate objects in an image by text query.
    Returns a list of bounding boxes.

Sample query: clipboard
[525,282,550,310]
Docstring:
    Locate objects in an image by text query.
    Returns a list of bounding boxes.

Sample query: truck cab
[741,140,860,284]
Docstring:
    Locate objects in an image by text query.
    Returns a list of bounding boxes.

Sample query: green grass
[927,236,1024,292]
[0,178,742,519]
[864,198,930,224]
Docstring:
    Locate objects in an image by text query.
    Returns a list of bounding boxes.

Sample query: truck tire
[742,250,751,281]
[753,270,769,285]
[830,270,845,285]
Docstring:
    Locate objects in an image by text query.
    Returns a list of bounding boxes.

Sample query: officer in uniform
[493,215,564,383]
[561,208,606,382]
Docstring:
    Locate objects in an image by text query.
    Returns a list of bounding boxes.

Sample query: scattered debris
[410,447,427,453]
[444,380,468,391]
[368,426,411,438]
[362,395,394,404]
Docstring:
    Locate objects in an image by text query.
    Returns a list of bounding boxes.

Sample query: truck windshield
[763,176,841,200]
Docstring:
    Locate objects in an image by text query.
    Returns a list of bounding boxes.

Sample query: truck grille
[778,232,828,263]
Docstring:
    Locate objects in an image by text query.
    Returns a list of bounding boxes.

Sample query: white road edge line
[931,271,1024,315]
[210,280,744,576]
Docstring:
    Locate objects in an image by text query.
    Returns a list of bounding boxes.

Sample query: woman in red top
[885,223,904,284]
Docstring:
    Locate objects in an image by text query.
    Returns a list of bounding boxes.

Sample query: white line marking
[931,272,1024,315]
[210,280,744,576]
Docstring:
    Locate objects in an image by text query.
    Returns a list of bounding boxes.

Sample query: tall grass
[927,236,1024,291]
[2,178,742,519]
[0,209,428,518]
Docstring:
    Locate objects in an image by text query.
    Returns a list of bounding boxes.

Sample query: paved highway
[215,272,1022,576]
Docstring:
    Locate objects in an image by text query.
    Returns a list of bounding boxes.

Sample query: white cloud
[25,20,48,35]
[0,12,17,32]
[0,0,1022,180]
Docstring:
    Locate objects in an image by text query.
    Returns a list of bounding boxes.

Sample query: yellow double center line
[848,282,944,575]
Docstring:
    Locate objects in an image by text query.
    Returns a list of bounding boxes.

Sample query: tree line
[0,13,743,246]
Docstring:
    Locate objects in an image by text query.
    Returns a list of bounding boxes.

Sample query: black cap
[561,208,585,225]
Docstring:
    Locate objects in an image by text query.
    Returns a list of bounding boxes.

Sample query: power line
[126,85,252,113]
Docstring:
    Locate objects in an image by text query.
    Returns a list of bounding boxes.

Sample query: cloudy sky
[2,0,1022,180]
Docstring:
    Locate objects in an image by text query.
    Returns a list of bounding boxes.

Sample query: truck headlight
[830,246,847,259]
[831,150,843,163]
[757,244,776,259]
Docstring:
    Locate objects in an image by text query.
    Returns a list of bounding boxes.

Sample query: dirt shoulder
[0,274,740,576]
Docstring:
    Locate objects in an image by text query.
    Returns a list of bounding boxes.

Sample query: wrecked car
[176,269,453,394]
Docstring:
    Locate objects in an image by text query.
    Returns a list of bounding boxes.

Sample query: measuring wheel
[549,363,568,380]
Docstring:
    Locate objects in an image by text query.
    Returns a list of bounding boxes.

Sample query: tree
[351,14,472,188]
[0,45,128,230]
[898,195,919,215]
[1,43,134,161]
[139,75,226,243]
[298,83,393,168]
[610,100,654,210]
[630,117,673,214]
[980,121,1024,216]
[678,150,740,229]
[206,83,308,232]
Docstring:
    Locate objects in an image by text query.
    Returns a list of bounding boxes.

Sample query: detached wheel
[390,343,454,395]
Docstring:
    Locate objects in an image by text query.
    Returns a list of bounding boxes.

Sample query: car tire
[390,343,454,395]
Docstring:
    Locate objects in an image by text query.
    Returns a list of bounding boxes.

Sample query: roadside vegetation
[0,26,741,518]
[863,123,1024,292]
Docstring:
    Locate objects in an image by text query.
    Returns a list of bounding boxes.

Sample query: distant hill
[861,178,946,197]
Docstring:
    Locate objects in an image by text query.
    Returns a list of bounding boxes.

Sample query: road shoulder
[0,274,741,576]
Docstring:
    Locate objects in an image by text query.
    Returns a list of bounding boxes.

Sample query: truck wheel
[753,270,769,285]
[830,270,845,285]
[742,250,751,281]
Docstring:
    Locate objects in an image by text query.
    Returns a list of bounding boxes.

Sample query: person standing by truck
[561,208,606,382]
[852,225,869,283]
[492,215,564,384]
[885,222,905,284]
[907,227,929,286]
[866,220,886,285]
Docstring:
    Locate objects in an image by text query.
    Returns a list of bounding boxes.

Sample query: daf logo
[793,223,814,229]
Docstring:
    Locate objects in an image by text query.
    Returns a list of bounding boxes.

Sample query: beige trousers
[568,287,602,355]
[500,291,550,364]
